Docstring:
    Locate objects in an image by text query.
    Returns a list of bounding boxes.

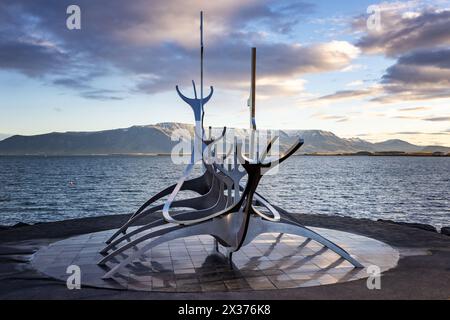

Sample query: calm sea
[0,156,449,228]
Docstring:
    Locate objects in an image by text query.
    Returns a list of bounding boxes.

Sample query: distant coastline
[302,151,450,157]
[0,152,448,157]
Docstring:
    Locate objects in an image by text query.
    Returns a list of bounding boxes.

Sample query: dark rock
[441,227,450,236]
[12,222,31,228]
[377,219,395,224]
[403,223,437,233]
[377,219,437,233]
[0,225,11,231]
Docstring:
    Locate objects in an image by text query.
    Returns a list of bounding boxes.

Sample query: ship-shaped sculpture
[98,12,363,278]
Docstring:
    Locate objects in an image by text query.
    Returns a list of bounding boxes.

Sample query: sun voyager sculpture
[98,12,363,279]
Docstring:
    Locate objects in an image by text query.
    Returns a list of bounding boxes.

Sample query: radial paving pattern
[32,227,399,292]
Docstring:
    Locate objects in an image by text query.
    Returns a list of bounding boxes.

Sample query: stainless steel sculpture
[99,12,363,279]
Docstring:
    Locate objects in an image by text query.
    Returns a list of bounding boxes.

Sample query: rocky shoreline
[375,219,450,235]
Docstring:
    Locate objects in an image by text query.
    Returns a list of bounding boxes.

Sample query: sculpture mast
[249,47,257,159]
[200,11,204,128]
[250,47,256,131]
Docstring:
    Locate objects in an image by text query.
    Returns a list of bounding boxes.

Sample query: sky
[0,0,449,146]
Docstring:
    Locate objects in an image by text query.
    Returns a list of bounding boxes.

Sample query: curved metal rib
[259,136,279,162]
[102,192,227,256]
[99,223,182,266]
[162,142,253,225]
[101,218,167,254]
[264,138,304,167]
[214,137,280,221]
[108,171,219,243]
[105,175,210,244]
[242,216,363,268]
[161,128,230,225]
[101,168,259,277]
[106,80,216,245]
[101,177,252,265]
[102,186,227,255]
[251,199,280,221]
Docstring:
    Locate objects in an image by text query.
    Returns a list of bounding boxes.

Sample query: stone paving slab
[31,227,399,292]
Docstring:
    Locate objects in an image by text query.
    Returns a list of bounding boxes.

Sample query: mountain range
[0,122,448,155]
[0,133,11,141]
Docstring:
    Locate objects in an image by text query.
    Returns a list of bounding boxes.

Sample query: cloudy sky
[0,0,449,146]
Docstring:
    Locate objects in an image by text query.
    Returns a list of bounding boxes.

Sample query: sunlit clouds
[0,0,449,146]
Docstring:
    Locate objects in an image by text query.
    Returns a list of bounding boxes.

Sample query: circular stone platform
[32,227,399,292]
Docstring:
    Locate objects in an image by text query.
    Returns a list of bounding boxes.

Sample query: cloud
[255,41,360,77]
[137,39,359,95]
[0,1,116,98]
[423,116,450,122]
[319,89,372,100]
[109,0,315,47]
[81,89,124,101]
[391,115,420,120]
[388,131,450,135]
[398,106,430,112]
[312,86,381,104]
[52,77,91,90]
[390,131,422,135]
[0,39,67,77]
[378,48,450,101]
[317,5,450,105]
[397,48,450,68]
[355,6,450,57]
[0,0,360,99]
[311,113,349,122]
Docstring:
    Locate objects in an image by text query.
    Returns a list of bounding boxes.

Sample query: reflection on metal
[99,12,363,278]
